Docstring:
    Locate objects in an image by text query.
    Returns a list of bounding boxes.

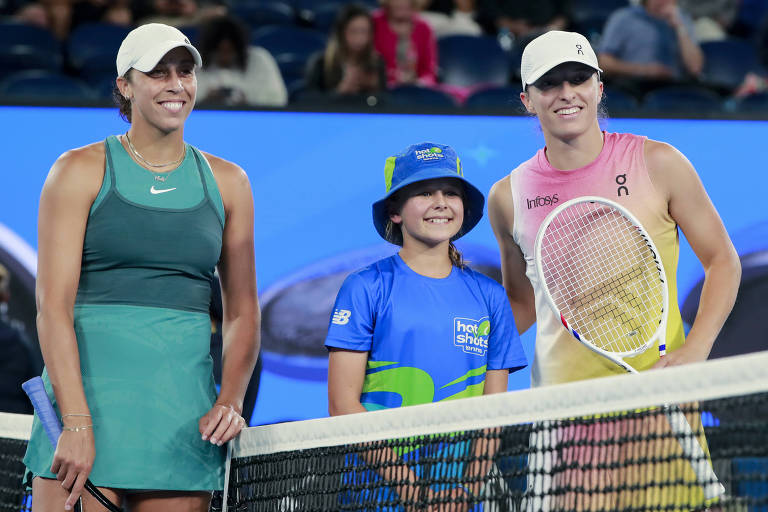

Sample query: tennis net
[0,413,31,512]
[225,351,768,512]
[2,353,766,511]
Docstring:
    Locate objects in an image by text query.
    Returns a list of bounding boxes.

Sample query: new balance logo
[332,309,351,325]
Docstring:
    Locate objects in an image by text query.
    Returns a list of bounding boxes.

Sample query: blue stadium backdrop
[0,106,766,425]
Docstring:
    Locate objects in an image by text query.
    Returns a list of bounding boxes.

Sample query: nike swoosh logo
[150,186,177,194]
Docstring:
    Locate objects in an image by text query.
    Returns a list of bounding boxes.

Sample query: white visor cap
[520,31,602,89]
[116,23,202,77]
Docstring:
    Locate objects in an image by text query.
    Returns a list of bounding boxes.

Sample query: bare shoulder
[643,138,697,200]
[487,174,514,219]
[200,151,252,213]
[643,138,689,167]
[45,141,106,199]
[201,151,250,187]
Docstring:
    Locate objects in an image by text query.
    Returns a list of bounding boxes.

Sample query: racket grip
[663,404,725,500]
[22,377,62,447]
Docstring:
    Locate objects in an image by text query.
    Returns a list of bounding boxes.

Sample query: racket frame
[533,196,724,500]
[534,195,669,369]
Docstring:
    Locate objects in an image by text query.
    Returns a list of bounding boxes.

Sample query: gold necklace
[124,132,185,169]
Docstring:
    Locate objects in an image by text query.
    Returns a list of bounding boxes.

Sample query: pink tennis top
[508,131,685,386]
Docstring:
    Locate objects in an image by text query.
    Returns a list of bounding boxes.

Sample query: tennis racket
[533,196,724,500]
[22,377,123,512]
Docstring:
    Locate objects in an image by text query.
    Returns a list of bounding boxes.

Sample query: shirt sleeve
[486,282,528,373]
[324,272,377,352]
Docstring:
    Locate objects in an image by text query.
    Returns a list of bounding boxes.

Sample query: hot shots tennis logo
[453,317,489,356]
[414,147,445,162]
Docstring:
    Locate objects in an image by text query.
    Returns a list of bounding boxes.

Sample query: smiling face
[344,15,372,55]
[520,62,603,142]
[390,178,465,250]
[117,46,197,134]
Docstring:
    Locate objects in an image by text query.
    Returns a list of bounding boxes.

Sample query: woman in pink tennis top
[487,29,741,510]
[488,30,740,387]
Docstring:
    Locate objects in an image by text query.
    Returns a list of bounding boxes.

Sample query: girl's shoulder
[458,265,506,296]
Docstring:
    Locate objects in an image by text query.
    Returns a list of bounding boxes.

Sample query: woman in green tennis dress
[23,23,260,511]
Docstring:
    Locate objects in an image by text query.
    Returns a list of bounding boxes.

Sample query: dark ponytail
[112,71,132,123]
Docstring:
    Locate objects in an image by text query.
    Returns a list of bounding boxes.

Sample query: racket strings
[539,202,665,356]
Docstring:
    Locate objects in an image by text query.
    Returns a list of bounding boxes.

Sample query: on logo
[332,309,351,325]
[576,44,584,55]
[616,173,629,197]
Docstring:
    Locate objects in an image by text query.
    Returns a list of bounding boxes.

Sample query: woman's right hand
[51,424,95,510]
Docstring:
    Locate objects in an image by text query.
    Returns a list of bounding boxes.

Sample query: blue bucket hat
[372,142,485,243]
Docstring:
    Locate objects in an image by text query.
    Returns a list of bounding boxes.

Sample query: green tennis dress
[24,135,226,490]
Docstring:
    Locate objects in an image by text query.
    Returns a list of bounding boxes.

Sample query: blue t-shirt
[325,254,527,411]
[599,6,698,78]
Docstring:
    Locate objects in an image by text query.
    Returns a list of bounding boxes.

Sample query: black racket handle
[84,479,123,512]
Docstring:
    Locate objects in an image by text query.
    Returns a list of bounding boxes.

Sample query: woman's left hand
[199,403,247,446]
[651,340,711,369]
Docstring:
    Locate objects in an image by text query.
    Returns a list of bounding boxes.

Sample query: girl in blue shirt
[325,142,527,509]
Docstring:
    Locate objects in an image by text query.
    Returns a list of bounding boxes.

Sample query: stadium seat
[700,39,761,92]
[307,3,344,33]
[602,87,639,113]
[387,85,456,108]
[67,23,130,81]
[464,86,521,111]
[231,2,296,29]
[176,25,199,46]
[251,25,327,84]
[0,70,94,100]
[292,0,377,10]
[730,92,768,114]
[641,85,723,113]
[437,35,510,88]
[0,22,62,79]
[570,0,630,41]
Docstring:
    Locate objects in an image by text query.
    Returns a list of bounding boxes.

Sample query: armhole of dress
[192,148,226,228]
[507,170,522,246]
[636,135,672,220]
[89,138,116,216]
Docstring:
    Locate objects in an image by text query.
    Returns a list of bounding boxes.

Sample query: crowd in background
[1,0,768,112]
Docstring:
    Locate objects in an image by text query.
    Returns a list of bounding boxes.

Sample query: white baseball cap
[520,31,602,89]
[116,23,202,77]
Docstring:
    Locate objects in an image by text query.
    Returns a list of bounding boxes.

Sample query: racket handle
[22,377,62,446]
[22,377,124,512]
[663,404,725,500]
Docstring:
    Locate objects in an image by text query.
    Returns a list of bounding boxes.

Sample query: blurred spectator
[136,0,226,27]
[598,0,703,90]
[196,15,288,107]
[305,4,386,96]
[734,15,768,98]
[13,0,133,40]
[0,264,37,414]
[420,0,483,38]
[373,0,437,87]
[12,3,50,29]
[474,0,570,38]
[12,0,131,39]
[678,0,738,42]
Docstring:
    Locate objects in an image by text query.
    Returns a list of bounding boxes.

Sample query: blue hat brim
[372,168,485,243]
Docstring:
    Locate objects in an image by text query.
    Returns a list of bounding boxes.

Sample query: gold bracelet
[62,413,91,419]
[62,425,93,432]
